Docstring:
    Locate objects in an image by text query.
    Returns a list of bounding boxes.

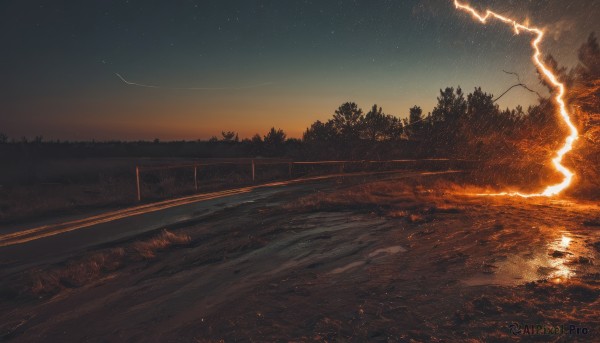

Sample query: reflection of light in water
[549,234,574,282]
[561,235,572,248]
[463,230,577,286]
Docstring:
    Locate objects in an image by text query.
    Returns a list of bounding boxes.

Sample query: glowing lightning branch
[453,0,579,198]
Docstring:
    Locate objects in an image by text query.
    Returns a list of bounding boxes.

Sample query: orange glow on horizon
[453,0,579,198]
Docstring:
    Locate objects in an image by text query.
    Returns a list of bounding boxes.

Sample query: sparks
[453,0,579,198]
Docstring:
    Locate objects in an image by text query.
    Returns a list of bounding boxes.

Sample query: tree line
[2,33,598,196]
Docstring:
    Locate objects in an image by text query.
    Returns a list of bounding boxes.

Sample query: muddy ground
[1,173,600,342]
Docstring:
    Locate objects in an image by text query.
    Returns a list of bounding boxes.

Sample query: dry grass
[132,230,191,259]
[285,188,387,211]
[31,248,126,295]
[285,178,464,220]
[30,230,191,296]
[387,210,409,218]
[285,179,420,211]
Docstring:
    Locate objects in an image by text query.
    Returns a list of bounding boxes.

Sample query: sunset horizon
[4,1,598,141]
[1,1,599,341]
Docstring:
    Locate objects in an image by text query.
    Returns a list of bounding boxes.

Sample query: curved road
[0,170,461,275]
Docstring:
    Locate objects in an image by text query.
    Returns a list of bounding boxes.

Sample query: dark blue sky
[1,0,598,140]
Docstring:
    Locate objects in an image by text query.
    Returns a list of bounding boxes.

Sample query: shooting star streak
[115,73,274,91]
[453,0,579,198]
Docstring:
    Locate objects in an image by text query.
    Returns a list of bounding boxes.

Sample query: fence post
[136,166,141,202]
[194,165,198,191]
[252,159,255,182]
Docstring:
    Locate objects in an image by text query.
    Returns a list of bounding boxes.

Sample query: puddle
[463,230,598,286]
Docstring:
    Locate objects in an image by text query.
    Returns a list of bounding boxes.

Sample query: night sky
[1,0,598,141]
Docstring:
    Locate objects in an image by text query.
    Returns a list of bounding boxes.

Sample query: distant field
[1,157,469,224]
[0,157,277,224]
[1,157,264,185]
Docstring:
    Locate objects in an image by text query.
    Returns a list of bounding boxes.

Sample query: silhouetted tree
[361,105,403,142]
[431,87,466,125]
[284,138,303,158]
[524,100,556,129]
[466,87,499,133]
[0,133,7,144]
[574,33,600,80]
[303,120,337,144]
[566,32,600,197]
[430,87,467,154]
[541,54,572,90]
[332,102,364,142]
[263,127,286,156]
[249,133,263,155]
[221,131,239,142]
[409,106,423,125]
[264,127,286,145]
[572,32,600,115]
[251,134,263,144]
[303,120,340,159]
[407,106,425,141]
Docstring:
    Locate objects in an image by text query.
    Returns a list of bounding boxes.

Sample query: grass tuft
[31,248,125,294]
[132,230,192,259]
[30,230,190,296]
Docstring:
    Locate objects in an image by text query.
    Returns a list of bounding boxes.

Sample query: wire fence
[134,158,477,202]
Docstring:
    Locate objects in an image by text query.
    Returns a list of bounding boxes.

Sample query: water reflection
[463,229,594,286]
[547,233,574,283]
[560,235,572,249]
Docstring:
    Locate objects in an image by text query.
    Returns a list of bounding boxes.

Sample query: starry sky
[1,0,598,141]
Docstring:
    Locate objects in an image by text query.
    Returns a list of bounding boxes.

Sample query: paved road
[0,170,461,276]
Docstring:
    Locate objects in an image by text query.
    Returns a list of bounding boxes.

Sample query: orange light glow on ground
[453,0,579,198]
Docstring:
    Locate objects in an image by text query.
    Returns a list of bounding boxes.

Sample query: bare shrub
[30,230,190,295]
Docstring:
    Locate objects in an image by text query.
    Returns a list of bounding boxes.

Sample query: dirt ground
[1,173,600,342]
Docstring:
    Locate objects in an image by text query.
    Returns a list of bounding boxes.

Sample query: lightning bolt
[453,0,579,198]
